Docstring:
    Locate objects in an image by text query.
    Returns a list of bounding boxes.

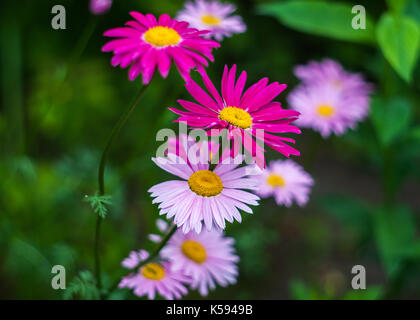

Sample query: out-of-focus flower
[176,0,246,41]
[102,12,220,84]
[169,65,301,168]
[257,160,313,207]
[161,229,239,296]
[119,250,190,300]
[148,142,261,233]
[294,59,372,95]
[89,0,112,15]
[288,59,372,137]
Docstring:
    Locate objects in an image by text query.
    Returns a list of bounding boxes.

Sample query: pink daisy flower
[102,12,220,84]
[288,59,372,137]
[257,160,313,207]
[119,250,190,300]
[288,84,370,138]
[294,59,372,96]
[169,65,301,168]
[161,229,239,296]
[176,0,246,41]
[148,144,261,234]
[89,0,112,15]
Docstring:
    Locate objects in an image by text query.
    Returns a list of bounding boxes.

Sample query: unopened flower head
[90,0,112,15]
[177,0,246,41]
[102,12,220,84]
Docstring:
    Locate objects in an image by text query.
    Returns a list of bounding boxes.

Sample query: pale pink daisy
[176,0,246,41]
[288,82,369,137]
[119,250,190,300]
[257,160,313,207]
[161,229,239,296]
[289,59,372,137]
[294,59,372,96]
[148,145,261,233]
[89,0,112,15]
[169,65,301,168]
[102,12,220,84]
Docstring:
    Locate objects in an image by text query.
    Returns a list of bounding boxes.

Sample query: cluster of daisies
[101,0,371,299]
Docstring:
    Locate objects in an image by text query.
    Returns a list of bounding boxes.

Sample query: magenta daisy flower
[161,229,239,296]
[169,65,301,168]
[119,250,190,300]
[89,0,112,15]
[176,0,246,41]
[148,147,261,233]
[257,160,313,207]
[102,12,220,84]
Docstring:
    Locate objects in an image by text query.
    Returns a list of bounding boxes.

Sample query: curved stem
[94,84,150,292]
[136,225,178,269]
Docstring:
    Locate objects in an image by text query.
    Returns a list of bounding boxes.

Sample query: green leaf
[289,279,325,300]
[342,285,383,300]
[387,0,409,14]
[258,1,375,43]
[376,13,420,82]
[405,0,420,24]
[318,194,371,233]
[373,205,418,275]
[83,192,112,218]
[63,270,100,300]
[409,126,420,141]
[370,97,412,146]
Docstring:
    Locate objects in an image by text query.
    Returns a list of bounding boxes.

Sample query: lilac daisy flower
[89,0,112,15]
[148,143,261,234]
[257,160,313,207]
[177,0,246,41]
[119,250,190,300]
[294,59,372,95]
[161,229,239,296]
[288,59,372,137]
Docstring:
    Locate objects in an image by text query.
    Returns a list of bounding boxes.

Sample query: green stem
[135,225,178,269]
[94,84,150,293]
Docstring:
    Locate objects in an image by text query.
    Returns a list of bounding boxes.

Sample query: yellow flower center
[140,262,166,280]
[201,15,221,26]
[144,26,181,47]
[181,240,207,264]
[219,106,252,129]
[188,170,223,197]
[317,104,334,117]
[267,174,285,187]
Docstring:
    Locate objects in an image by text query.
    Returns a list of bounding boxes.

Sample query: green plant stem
[135,225,178,269]
[94,84,150,293]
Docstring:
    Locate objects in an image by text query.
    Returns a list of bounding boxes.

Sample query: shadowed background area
[1,0,420,299]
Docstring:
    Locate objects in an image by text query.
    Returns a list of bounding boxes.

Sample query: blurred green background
[1,0,420,299]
